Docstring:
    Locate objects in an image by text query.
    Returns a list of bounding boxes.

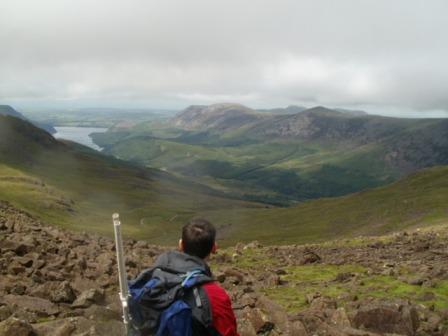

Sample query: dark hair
[182,218,216,259]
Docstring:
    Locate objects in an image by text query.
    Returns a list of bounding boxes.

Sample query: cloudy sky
[1,0,447,117]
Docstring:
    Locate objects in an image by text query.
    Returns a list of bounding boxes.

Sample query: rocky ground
[1,200,447,335]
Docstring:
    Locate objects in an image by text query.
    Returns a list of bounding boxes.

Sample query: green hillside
[1,114,447,246]
[198,165,448,245]
[92,106,448,205]
[0,115,263,244]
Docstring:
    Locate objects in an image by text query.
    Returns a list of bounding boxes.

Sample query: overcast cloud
[1,0,448,116]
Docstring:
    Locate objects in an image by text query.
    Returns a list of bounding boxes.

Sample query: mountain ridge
[0,104,56,134]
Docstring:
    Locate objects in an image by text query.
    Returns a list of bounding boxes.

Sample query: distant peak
[307,106,336,112]
[172,103,260,130]
[301,106,341,115]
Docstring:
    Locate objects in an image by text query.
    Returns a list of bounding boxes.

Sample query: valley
[92,104,448,206]
[1,104,447,246]
[1,104,448,336]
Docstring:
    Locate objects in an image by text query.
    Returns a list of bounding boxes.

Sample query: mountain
[247,106,448,173]
[171,104,369,133]
[0,104,56,134]
[247,106,411,142]
[0,114,263,244]
[94,103,448,205]
[2,112,448,250]
[171,103,265,131]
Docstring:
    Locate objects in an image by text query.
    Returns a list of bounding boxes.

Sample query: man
[130,218,239,336]
[178,218,239,336]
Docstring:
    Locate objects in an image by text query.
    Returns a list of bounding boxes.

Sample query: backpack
[127,251,220,336]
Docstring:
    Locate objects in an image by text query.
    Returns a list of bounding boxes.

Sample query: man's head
[179,218,217,259]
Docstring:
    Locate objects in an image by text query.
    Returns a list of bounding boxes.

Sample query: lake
[54,126,107,151]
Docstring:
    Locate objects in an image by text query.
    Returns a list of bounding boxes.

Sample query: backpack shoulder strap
[183,283,221,336]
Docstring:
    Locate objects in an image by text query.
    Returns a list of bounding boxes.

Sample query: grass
[360,276,448,309]
[263,264,365,311]
[258,263,448,313]
[213,238,448,315]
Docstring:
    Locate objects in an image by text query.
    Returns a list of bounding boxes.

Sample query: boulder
[72,288,105,308]
[52,281,76,303]
[33,317,91,336]
[238,319,257,336]
[30,281,76,303]
[299,251,321,265]
[256,296,290,333]
[309,297,337,311]
[243,307,274,334]
[334,272,354,283]
[0,240,32,256]
[262,273,281,287]
[86,320,125,336]
[353,302,419,335]
[10,284,27,295]
[224,268,245,285]
[0,317,34,336]
[16,257,34,268]
[330,308,351,328]
[234,293,257,309]
[2,295,60,317]
[7,261,26,275]
[407,277,425,286]
[83,304,121,321]
[290,320,308,336]
[338,327,381,336]
[0,306,12,322]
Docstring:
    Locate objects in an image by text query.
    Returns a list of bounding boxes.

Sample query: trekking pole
[112,213,132,335]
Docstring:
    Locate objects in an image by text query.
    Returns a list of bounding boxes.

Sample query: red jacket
[202,282,239,336]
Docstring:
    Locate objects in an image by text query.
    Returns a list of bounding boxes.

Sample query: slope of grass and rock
[1,201,447,335]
